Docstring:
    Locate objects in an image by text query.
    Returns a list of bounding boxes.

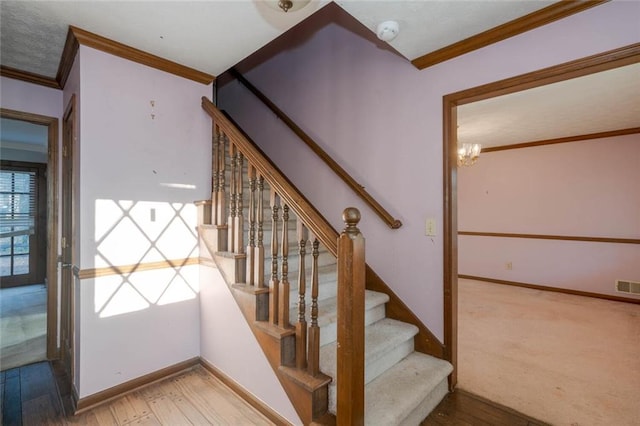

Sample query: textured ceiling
[0,0,559,79]
[458,63,640,148]
[336,0,554,60]
[1,1,635,152]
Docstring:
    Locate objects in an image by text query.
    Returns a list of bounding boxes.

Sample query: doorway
[443,43,640,388]
[0,108,59,368]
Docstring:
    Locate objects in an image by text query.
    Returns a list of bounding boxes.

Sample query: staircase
[198,98,452,425]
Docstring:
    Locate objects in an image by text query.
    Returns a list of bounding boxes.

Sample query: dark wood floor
[1,361,65,425]
[422,389,550,426]
[3,362,549,425]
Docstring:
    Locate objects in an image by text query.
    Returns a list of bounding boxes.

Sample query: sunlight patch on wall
[93,199,199,318]
[94,200,197,269]
[99,282,150,318]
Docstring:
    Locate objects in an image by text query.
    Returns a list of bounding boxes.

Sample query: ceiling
[458,62,640,148]
[1,1,637,152]
[0,0,558,79]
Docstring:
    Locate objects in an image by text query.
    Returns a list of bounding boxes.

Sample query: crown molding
[411,0,609,70]
[482,127,640,153]
[55,26,215,88]
[0,65,60,89]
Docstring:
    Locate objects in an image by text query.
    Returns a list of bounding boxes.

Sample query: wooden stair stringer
[198,227,333,425]
[365,266,445,359]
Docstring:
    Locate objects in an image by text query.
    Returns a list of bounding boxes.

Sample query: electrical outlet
[506,261,513,270]
[425,218,436,236]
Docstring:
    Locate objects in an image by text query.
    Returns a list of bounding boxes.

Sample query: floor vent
[615,280,640,295]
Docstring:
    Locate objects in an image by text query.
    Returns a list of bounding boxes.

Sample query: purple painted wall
[68,45,212,398]
[219,1,640,339]
[458,135,640,298]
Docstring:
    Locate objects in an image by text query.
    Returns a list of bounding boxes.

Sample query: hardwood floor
[3,361,549,425]
[2,361,274,425]
[422,390,549,426]
[1,361,64,425]
[0,284,47,371]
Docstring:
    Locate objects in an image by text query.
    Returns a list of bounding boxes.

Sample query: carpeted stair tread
[320,318,418,385]
[294,290,389,328]
[363,352,453,425]
[291,290,389,347]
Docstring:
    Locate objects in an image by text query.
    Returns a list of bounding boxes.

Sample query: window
[0,162,45,286]
[0,169,36,276]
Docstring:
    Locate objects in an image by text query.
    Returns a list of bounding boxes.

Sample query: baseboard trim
[459,275,640,305]
[74,357,200,414]
[199,358,293,426]
[72,356,292,424]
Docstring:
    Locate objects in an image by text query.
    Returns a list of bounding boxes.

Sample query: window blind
[0,170,36,237]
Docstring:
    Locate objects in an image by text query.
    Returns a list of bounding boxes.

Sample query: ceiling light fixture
[457,143,482,167]
[376,21,399,42]
[267,0,312,13]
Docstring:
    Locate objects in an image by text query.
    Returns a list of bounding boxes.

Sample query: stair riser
[399,379,449,426]
[326,338,415,415]
[289,279,337,309]
[319,304,386,347]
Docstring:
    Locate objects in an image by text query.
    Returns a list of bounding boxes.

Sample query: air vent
[615,280,640,295]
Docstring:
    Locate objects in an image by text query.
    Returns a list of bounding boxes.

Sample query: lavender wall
[199,262,301,424]
[459,135,640,299]
[71,45,212,397]
[0,76,62,119]
[219,1,640,340]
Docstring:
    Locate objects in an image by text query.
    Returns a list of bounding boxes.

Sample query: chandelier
[457,143,481,167]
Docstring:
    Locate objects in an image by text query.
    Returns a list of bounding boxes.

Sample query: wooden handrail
[230,69,403,230]
[202,97,340,257]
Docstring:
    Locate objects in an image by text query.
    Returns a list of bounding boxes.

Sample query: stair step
[320,318,418,388]
[290,290,389,347]
[288,264,338,308]
[363,353,452,425]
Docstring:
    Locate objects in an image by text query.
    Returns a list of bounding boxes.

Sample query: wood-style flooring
[3,361,548,426]
[421,390,549,426]
[0,284,47,371]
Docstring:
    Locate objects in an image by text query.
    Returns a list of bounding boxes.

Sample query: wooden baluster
[246,165,256,286]
[216,133,226,227]
[296,222,308,370]
[269,190,280,325]
[211,127,219,215]
[227,143,237,252]
[336,208,365,426]
[278,204,290,328]
[307,235,320,376]
[255,175,265,287]
[234,151,244,254]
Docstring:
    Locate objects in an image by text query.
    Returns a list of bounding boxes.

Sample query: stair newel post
[296,221,308,370]
[307,235,320,377]
[246,165,256,286]
[269,189,280,325]
[216,134,227,228]
[255,175,265,287]
[234,151,244,254]
[227,143,237,252]
[336,208,365,426]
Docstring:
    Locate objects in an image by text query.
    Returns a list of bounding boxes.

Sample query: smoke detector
[376,21,399,42]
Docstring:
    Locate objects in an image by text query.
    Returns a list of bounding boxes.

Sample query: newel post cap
[342,207,361,235]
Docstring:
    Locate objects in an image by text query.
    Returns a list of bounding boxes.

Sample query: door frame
[0,107,59,359]
[442,43,640,389]
[60,95,76,383]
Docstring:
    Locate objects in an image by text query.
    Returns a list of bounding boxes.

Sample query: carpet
[457,278,640,426]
